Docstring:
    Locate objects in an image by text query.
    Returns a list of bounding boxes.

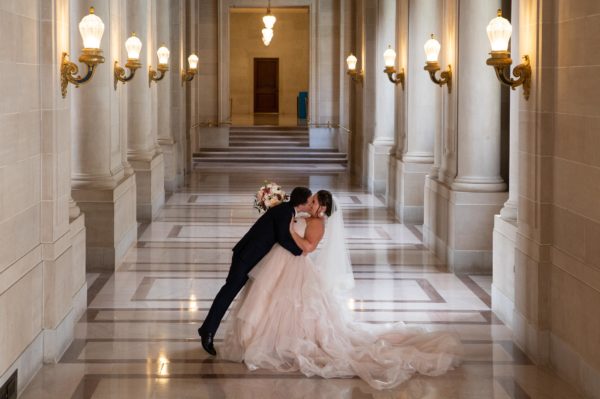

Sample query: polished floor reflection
[21,169,583,399]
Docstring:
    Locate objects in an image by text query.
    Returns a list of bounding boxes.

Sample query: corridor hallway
[17,168,582,399]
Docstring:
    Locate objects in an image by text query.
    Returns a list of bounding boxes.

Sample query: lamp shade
[188,54,199,70]
[487,9,512,52]
[79,7,104,49]
[262,27,273,46]
[125,33,142,60]
[383,46,396,68]
[346,54,357,71]
[157,45,170,65]
[263,13,276,29]
[424,34,441,62]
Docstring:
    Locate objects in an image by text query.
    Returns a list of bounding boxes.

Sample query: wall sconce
[423,34,452,93]
[383,45,405,89]
[486,10,531,100]
[61,7,105,98]
[345,54,363,83]
[181,54,199,85]
[113,32,142,90]
[148,45,170,87]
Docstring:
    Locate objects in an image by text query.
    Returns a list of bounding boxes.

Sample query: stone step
[229,141,309,147]
[229,130,308,137]
[194,152,347,159]
[230,126,308,132]
[193,157,348,164]
[229,135,309,140]
[198,147,334,152]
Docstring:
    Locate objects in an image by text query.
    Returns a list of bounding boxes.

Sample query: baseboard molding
[43,282,87,364]
[491,285,514,328]
[0,332,43,398]
[550,333,600,399]
[512,310,550,365]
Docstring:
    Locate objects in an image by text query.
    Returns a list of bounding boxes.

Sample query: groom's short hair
[289,187,312,207]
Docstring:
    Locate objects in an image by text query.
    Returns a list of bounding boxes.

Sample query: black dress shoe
[198,328,217,356]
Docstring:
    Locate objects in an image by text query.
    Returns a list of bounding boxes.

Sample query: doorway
[254,58,279,114]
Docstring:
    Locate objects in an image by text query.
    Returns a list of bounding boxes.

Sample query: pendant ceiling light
[261,0,276,46]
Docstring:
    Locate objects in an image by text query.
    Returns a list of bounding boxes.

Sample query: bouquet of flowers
[254,181,288,213]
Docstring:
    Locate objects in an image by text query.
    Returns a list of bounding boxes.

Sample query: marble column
[394,0,441,223]
[443,0,507,272]
[368,0,395,194]
[155,0,178,192]
[127,0,165,220]
[37,0,87,367]
[499,2,519,222]
[491,0,520,328]
[70,0,137,270]
[451,0,506,193]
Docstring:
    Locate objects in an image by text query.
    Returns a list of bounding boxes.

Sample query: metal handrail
[307,122,352,133]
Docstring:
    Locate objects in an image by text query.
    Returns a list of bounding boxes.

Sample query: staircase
[193,126,348,168]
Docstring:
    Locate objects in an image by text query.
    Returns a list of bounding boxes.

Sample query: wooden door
[254,58,279,113]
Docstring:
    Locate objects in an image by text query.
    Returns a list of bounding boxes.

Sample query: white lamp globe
[383,46,396,68]
[263,13,276,29]
[157,45,170,66]
[487,9,512,52]
[262,27,274,42]
[188,54,199,70]
[424,34,441,62]
[346,54,358,71]
[79,7,105,49]
[125,33,142,60]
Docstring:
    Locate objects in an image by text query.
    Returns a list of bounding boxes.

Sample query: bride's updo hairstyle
[316,190,333,217]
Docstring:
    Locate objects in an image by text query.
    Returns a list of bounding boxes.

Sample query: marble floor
[21,169,584,399]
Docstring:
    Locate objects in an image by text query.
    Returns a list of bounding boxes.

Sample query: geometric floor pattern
[21,169,584,398]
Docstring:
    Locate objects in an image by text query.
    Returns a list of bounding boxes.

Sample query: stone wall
[230,10,309,117]
[0,0,87,394]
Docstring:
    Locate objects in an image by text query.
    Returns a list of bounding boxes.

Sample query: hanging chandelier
[261,1,276,46]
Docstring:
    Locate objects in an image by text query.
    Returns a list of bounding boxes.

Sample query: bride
[220,190,462,390]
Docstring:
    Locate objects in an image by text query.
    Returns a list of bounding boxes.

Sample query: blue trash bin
[297,91,308,119]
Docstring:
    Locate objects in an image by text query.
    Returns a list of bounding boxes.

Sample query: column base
[368,142,393,194]
[394,158,432,224]
[500,199,518,221]
[424,176,507,273]
[451,176,507,192]
[159,139,180,192]
[130,152,165,221]
[72,172,138,271]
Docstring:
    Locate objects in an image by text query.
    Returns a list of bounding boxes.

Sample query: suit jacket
[232,202,302,264]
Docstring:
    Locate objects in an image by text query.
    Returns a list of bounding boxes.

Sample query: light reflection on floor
[20,168,584,399]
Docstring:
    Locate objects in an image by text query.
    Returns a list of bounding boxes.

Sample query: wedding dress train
[220,219,462,390]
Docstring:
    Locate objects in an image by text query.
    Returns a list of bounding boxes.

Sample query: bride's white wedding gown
[221,218,462,390]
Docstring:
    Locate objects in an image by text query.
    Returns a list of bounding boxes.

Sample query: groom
[198,186,313,356]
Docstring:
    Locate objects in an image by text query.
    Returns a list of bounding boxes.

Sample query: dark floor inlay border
[456,274,491,308]
[496,377,532,399]
[129,276,446,303]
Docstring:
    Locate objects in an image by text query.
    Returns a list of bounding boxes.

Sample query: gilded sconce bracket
[347,69,363,83]
[424,62,452,93]
[149,64,169,87]
[113,59,142,90]
[486,53,531,100]
[181,69,198,86]
[61,49,105,98]
[384,66,405,89]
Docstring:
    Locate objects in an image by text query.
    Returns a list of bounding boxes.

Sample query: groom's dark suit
[200,202,302,335]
